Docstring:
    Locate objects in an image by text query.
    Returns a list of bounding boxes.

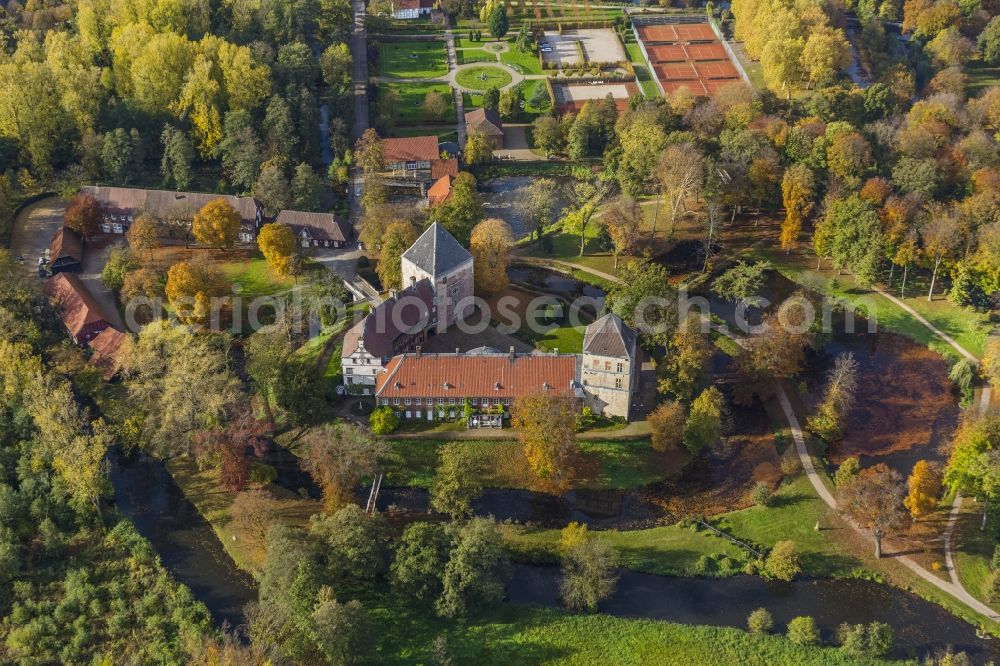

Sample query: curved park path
[557,257,1000,624]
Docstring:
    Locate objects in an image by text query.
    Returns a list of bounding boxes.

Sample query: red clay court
[634,18,743,97]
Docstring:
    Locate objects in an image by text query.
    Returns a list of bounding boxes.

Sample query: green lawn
[967,57,1000,95]
[502,521,749,576]
[454,35,502,50]
[459,48,496,64]
[625,42,661,98]
[456,65,513,91]
[520,79,552,115]
[372,595,892,665]
[377,82,456,125]
[716,476,862,578]
[503,475,862,580]
[219,256,294,298]
[500,46,543,75]
[535,322,585,353]
[378,40,449,78]
[382,438,682,491]
[756,248,992,361]
[953,504,998,606]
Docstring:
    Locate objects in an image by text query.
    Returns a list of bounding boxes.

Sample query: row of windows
[379,397,511,406]
[591,360,626,372]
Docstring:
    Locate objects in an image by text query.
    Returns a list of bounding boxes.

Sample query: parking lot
[539,29,627,66]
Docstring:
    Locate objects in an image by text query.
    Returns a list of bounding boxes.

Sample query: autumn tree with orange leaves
[511,392,581,489]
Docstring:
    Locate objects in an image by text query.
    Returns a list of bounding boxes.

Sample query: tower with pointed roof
[401,222,474,330]
[580,313,637,419]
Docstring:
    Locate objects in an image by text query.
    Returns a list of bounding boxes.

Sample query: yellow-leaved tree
[904,459,943,520]
[511,392,580,490]
[165,259,229,324]
[780,163,813,253]
[257,222,298,277]
[469,217,513,295]
[192,198,241,248]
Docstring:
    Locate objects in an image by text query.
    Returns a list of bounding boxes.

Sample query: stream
[507,564,999,662]
[109,447,998,662]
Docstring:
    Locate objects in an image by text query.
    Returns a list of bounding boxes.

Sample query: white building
[392,0,433,19]
[579,313,638,419]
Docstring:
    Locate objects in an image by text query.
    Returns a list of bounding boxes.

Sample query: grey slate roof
[583,313,637,359]
[401,222,472,278]
[343,278,436,359]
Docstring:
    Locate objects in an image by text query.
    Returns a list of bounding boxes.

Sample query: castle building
[400,222,474,329]
[579,313,638,418]
[344,224,638,420]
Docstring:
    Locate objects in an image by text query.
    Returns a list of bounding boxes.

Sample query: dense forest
[0,0,356,238]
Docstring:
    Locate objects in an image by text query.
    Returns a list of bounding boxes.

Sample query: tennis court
[634,16,743,98]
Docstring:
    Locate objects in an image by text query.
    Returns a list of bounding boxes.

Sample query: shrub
[369,406,399,435]
[692,554,713,576]
[833,457,860,487]
[985,571,1000,604]
[780,455,802,476]
[747,608,774,634]
[751,482,773,507]
[991,544,1000,571]
[787,616,820,645]
[837,622,893,657]
[764,540,801,581]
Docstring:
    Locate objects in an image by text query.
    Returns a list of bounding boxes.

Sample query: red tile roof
[382,136,440,164]
[51,226,83,261]
[431,158,459,179]
[44,272,112,341]
[88,327,132,379]
[375,352,578,400]
[427,174,454,206]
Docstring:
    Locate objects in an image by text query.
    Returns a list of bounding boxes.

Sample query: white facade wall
[580,352,634,418]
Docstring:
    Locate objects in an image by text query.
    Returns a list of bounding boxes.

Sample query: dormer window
[443,381,452,390]
[494,381,501,391]
[542,382,551,391]
[394,381,403,389]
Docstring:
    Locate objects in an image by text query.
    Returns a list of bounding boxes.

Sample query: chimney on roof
[509,346,514,360]
[415,345,421,357]
[554,347,558,356]
[455,347,460,354]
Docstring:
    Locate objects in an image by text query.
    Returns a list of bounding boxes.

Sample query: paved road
[350,0,369,143]
[551,251,1000,624]
[777,382,1000,622]
[444,31,467,147]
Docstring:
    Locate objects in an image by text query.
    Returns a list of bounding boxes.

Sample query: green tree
[711,260,770,308]
[291,162,324,211]
[312,587,374,666]
[376,222,419,290]
[392,522,452,602]
[608,261,677,347]
[436,517,507,618]
[683,386,726,454]
[220,111,264,191]
[101,128,135,185]
[101,247,138,291]
[560,536,618,612]
[430,443,484,519]
[431,172,483,245]
[369,406,399,434]
[309,504,389,582]
[659,314,712,401]
[979,16,1000,65]
[486,2,509,38]
[160,124,194,190]
[747,608,774,634]
[254,163,291,216]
